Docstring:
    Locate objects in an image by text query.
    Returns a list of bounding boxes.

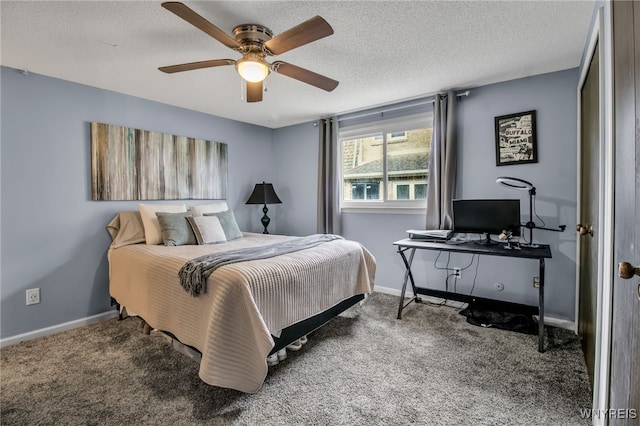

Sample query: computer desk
[393,238,552,352]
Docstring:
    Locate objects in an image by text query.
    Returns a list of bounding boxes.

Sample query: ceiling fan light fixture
[159,3,338,98]
[236,54,270,83]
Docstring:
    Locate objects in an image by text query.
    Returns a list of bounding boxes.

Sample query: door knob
[576,224,593,236]
[618,262,640,279]
[618,262,640,280]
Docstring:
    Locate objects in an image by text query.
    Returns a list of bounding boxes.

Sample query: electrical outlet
[26,288,40,305]
[533,277,540,288]
[453,267,462,278]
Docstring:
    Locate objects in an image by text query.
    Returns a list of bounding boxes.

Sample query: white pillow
[190,201,229,217]
[187,216,227,245]
[139,203,187,245]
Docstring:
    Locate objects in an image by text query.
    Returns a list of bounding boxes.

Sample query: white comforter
[108,232,375,393]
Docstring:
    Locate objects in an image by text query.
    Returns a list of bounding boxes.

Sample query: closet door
[577,40,600,385]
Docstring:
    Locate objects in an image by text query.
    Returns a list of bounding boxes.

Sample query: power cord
[427,252,450,306]
[433,251,450,272]
[433,252,477,308]
[469,255,481,295]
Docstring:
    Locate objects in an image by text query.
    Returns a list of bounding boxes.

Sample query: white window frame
[339,112,433,213]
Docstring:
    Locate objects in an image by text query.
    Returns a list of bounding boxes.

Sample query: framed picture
[494,110,537,166]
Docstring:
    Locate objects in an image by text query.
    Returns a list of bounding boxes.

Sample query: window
[414,183,427,200]
[351,182,380,200]
[396,184,410,200]
[388,131,408,142]
[340,113,433,209]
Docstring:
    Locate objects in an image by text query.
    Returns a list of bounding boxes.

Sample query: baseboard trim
[533,315,576,331]
[0,310,119,348]
[0,288,576,348]
[374,285,403,297]
[374,285,576,331]
[373,286,467,309]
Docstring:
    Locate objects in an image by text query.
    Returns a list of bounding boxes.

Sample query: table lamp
[246,181,282,234]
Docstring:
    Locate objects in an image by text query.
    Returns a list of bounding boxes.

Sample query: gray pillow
[156,211,196,246]
[204,209,243,240]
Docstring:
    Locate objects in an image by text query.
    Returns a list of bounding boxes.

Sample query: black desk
[393,238,552,352]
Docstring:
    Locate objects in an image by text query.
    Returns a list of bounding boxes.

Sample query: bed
[107,208,376,393]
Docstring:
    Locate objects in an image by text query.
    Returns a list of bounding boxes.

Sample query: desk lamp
[246,181,282,234]
[496,176,566,248]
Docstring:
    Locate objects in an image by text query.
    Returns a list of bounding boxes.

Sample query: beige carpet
[0,293,592,425]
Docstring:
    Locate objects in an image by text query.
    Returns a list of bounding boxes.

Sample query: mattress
[108,232,375,392]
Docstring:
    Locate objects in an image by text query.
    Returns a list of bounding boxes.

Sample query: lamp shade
[236,54,270,83]
[246,181,282,205]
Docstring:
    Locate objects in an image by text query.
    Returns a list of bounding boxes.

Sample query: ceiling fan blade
[246,81,263,103]
[272,61,339,92]
[264,16,333,56]
[159,59,235,74]
[162,2,241,50]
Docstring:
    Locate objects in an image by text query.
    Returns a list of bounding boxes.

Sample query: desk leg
[538,258,545,353]
[397,248,417,319]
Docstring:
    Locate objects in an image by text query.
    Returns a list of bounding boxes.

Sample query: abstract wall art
[91,122,227,200]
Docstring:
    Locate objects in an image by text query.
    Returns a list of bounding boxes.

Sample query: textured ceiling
[1,1,594,128]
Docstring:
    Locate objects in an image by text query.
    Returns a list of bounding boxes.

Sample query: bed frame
[113,293,365,357]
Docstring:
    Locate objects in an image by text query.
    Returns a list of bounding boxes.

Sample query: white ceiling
[1,1,594,129]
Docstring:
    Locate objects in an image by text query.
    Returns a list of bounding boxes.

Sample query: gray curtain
[425,92,457,230]
[317,116,341,234]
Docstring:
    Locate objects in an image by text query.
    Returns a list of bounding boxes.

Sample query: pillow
[187,216,227,245]
[204,209,243,241]
[156,212,196,246]
[190,201,229,217]
[139,203,187,245]
[106,211,146,248]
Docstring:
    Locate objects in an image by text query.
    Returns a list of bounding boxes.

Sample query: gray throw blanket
[178,234,343,296]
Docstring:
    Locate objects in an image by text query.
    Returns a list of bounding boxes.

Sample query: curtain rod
[338,90,470,122]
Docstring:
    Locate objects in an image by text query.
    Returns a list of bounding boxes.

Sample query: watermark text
[579,408,637,420]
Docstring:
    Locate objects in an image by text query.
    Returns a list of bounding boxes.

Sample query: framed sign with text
[494,110,537,166]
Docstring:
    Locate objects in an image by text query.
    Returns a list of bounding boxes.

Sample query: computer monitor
[452,199,521,245]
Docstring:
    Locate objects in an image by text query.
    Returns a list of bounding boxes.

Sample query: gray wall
[0,66,275,338]
[272,122,320,237]
[274,68,579,321]
[0,65,580,340]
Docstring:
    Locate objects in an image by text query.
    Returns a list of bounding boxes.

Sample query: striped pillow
[187,216,227,245]
[204,210,243,241]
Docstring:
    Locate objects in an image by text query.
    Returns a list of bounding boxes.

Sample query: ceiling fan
[158,2,339,102]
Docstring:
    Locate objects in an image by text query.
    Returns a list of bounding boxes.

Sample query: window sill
[341,206,426,215]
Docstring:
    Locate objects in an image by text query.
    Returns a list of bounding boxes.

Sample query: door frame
[575,4,615,423]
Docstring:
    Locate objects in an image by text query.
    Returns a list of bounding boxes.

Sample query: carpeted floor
[1,293,592,425]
